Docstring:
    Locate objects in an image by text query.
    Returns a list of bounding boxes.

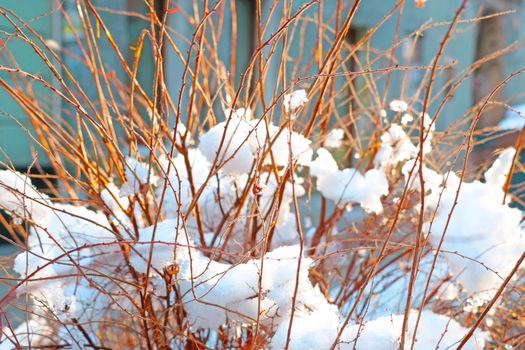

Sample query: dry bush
[0,0,524,349]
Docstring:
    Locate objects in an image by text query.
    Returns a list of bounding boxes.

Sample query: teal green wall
[0,0,56,168]
[0,1,155,169]
[4,0,525,168]
[258,0,480,130]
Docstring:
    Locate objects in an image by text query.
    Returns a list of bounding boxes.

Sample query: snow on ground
[0,99,522,349]
[425,148,525,296]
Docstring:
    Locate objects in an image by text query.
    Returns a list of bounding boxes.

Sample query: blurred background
[2,1,525,169]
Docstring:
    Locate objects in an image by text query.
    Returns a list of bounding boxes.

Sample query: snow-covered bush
[0,101,496,349]
[0,1,524,349]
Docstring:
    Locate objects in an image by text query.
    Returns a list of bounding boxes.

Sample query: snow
[402,159,443,193]
[0,170,52,223]
[389,99,408,113]
[374,117,434,170]
[198,109,313,176]
[0,99,521,349]
[270,303,340,349]
[249,119,313,167]
[176,243,335,335]
[341,310,486,350]
[401,113,414,125]
[258,171,306,246]
[0,316,55,350]
[0,173,114,293]
[12,202,115,293]
[157,148,212,217]
[425,149,525,295]
[324,128,345,148]
[374,124,418,169]
[198,113,255,175]
[224,107,252,120]
[311,148,389,213]
[283,89,308,114]
[484,147,516,187]
[100,181,132,230]
[422,113,435,156]
[129,218,186,275]
[119,157,154,197]
[174,120,190,146]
